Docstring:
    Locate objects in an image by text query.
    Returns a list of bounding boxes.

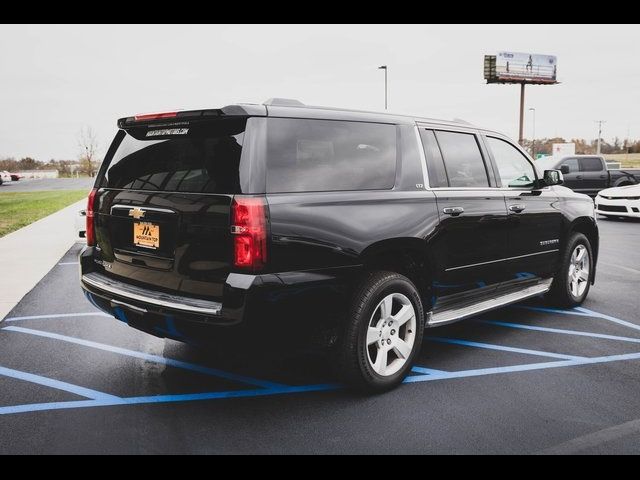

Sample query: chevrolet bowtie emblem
[128,207,146,220]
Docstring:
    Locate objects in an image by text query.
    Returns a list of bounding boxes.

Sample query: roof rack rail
[263,98,305,106]
[452,118,473,125]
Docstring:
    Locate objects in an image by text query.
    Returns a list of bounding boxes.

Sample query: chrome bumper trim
[82,272,222,316]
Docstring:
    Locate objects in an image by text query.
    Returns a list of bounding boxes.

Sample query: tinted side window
[486,137,536,188]
[579,157,604,172]
[419,129,448,187]
[560,158,579,173]
[435,131,489,187]
[265,118,397,193]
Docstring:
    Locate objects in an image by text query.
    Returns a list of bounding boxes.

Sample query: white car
[595,184,640,219]
[0,171,12,185]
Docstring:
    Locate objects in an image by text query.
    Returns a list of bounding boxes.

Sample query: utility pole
[626,124,630,163]
[378,65,388,110]
[595,120,606,155]
[528,107,536,158]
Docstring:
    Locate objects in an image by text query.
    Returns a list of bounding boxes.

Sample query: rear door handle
[576,175,583,180]
[600,175,607,179]
[509,204,526,213]
[443,206,464,216]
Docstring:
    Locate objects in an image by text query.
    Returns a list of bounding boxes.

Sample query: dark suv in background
[80,99,598,391]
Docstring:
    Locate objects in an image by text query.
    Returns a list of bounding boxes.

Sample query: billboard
[484,52,558,84]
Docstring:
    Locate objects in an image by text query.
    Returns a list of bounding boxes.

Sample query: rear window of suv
[99,118,248,193]
[263,118,397,193]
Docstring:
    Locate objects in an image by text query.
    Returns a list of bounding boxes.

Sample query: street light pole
[518,83,526,146]
[378,65,388,110]
[528,107,536,158]
[595,120,606,155]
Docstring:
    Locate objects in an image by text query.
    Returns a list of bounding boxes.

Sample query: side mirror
[560,165,570,175]
[543,169,564,186]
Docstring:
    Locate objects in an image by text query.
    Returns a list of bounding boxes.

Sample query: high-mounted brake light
[231,197,268,271]
[86,188,99,247]
[133,111,178,122]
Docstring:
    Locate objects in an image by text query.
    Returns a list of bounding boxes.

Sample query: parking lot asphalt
[0,178,94,192]
[0,217,639,454]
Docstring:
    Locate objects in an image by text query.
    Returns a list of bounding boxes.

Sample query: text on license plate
[133,222,160,249]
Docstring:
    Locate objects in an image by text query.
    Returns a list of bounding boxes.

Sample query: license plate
[133,222,160,249]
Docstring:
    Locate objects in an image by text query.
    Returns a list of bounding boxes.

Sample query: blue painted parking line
[0,365,120,401]
[3,326,287,390]
[518,305,640,333]
[478,320,640,344]
[0,399,110,416]
[6,347,640,416]
[406,350,640,384]
[574,307,640,333]
[0,383,339,416]
[411,366,448,375]
[515,305,594,318]
[4,312,111,322]
[427,337,584,361]
[2,303,640,417]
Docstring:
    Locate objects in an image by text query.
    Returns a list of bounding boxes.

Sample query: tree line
[522,137,640,156]
[0,126,100,177]
[0,157,92,177]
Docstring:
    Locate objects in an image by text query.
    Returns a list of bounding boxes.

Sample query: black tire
[338,271,425,392]
[547,233,593,308]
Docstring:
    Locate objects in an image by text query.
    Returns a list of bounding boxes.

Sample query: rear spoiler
[117,104,266,128]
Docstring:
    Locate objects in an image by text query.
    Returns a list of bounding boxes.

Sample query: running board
[427,279,553,327]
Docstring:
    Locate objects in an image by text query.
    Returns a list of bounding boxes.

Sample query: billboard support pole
[518,83,525,146]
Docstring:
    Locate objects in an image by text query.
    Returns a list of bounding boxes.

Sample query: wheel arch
[613,179,634,188]
[359,238,435,310]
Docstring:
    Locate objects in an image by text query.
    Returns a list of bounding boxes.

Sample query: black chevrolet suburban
[80,99,598,391]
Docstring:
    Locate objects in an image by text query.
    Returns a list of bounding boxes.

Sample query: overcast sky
[2,24,639,161]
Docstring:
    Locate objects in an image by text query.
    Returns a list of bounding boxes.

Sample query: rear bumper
[82,272,223,316]
[79,246,355,343]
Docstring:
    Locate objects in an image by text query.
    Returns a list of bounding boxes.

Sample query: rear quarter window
[263,118,397,193]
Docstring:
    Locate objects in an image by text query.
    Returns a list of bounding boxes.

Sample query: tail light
[86,188,99,247]
[231,196,268,271]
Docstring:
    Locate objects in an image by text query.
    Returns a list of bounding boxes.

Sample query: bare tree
[78,126,99,177]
